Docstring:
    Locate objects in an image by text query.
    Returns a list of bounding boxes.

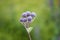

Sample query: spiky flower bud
[22,12,27,17]
[31,12,36,17]
[20,11,36,25]
[26,11,31,17]
[27,16,32,22]
[20,18,27,22]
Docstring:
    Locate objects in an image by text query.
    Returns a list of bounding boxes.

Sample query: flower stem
[24,22,32,40]
[28,33,32,40]
[25,28,32,40]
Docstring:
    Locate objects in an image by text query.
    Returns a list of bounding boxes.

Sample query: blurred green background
[0,0,60,40]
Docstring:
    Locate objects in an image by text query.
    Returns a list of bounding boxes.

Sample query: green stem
[24,23,32,40]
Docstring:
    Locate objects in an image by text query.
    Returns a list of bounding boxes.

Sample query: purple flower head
[31,12,36,17]
[27,16,32,22]
[26,11,31,17]
[22,12,27,17]
[20,11,36,23]
[20,18,27,22]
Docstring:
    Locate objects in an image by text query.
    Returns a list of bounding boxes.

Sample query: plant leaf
[26,27,33,33]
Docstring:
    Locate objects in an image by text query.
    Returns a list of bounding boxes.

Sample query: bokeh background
[0,0,60,40]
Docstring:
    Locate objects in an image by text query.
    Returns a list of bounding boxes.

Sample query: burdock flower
[31,12,36,18]
[22,11,31,17]
[20,11,36,23]
[26,11,31,17]
[27,16,32,22]
[22,12,27,17]
[20,18,27,22]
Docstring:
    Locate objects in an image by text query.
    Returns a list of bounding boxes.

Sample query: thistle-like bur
[27,16,32,22]
[26,11,31,17]
[22,11,31,17]
[20,18,27,22]
[31,12,36,17]
[20,11,36,27]
[20,11,36,23]
[22,12,27,17]
[20,11,36,40]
